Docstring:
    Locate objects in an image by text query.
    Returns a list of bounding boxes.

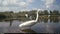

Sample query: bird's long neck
[35,10,39,22]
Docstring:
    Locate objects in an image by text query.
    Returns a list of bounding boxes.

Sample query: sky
[0,0,60,12]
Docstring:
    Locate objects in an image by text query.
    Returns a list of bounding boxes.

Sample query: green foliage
[50,10,59,15]
[0,14,6,19]
[44,10,48,15]
[0,10,60,21]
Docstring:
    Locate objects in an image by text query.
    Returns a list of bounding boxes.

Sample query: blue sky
[0,0,60,12]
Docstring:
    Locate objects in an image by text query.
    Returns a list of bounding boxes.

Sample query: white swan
[19,9,40,28]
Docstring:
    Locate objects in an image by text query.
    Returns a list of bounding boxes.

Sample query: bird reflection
[9,20,13,27]
[20,29,36,33]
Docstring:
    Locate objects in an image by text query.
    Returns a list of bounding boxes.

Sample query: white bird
[19,9,40,28]
[25,14,28,18]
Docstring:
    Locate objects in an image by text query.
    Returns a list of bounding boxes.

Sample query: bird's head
[38,9,44,12]
[37,9,42,12]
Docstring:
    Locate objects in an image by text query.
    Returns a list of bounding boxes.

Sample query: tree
[44,10,48,15]
[53,10,59,15]
[0,14,6,19]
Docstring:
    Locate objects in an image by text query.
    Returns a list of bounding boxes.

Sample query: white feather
[19,9,40,28]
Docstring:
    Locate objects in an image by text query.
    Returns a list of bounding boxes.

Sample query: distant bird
[25,14,28,18]
[19,9,40,29]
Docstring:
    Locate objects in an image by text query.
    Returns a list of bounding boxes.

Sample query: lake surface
[0,16,60,33]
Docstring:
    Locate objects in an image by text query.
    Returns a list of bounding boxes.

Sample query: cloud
[2,0,19,6]
[27,0,34,3]
[19,2,28,7]
[0,7,10,12]
[2,0,29,7]
[20,0,35,3]
[18,0,35,7]
[1,0,45,12]
[41,0,55,8]
[2,0,8,6]
[0,7,21,12]
[3,7,9,11]
[0,0,2,4]
[45,0,55,8]
[8,0,19,4]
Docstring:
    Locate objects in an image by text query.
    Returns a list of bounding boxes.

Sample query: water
[0,16,60,33]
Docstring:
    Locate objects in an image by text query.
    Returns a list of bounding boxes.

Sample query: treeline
[39,10,60,15]
[0,10,60,19]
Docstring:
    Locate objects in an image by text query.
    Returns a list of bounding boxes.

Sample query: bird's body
[19,20,36,28]
[19,9,40,29]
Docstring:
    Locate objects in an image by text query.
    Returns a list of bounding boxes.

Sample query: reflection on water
[9,20,13,27]
[20,29,36,33]
[50,15,60,23]
[0,15,60,33]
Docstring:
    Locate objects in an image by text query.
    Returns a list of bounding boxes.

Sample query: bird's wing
[20,20,35,25]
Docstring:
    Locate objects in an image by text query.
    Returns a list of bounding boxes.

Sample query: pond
[0,15,60,33]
